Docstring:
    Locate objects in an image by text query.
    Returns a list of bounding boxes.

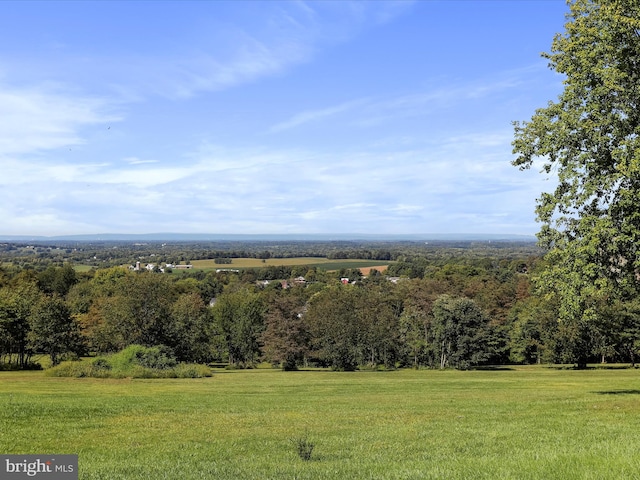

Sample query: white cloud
[269,98,369,133]
[99,2,416,100]
[124,157,159,165]
[0,83,119,155]
[267,69,535,134]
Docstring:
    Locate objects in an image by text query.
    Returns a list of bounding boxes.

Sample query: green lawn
[1,367,640,479]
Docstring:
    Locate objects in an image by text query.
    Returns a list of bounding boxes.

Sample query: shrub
[91,358,111,370]
[174,363,213,378]
[291,432,315,461]
[0,362,42,371]
[46,361,92,377]
[46,346,212,379]
[108,345,177,371]
[134,345,177,370]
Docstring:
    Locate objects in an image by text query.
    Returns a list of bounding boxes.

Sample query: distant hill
[0,232,536,243]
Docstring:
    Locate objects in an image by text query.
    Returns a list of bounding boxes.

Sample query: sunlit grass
[1,367,640,479]
[189,257,391,272]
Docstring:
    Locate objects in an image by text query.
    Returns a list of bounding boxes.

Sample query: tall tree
[86,272,176,353]
[306,285,361,371]
[170,292,213,363]
[512,0,640,366]
[432,295,490,370]
[356,284,402,369]
[38,264,77,297]
[260,293,309,370]
[28,295,84,366]
[0,280,42,367]
[211,287,264,367]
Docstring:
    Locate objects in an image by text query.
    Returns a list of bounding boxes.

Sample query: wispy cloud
[0,83,119,155]
[0,132,546,235]
[110,2,416,100]
[267,69,534,134]
[269,98,369,132]
[0,1,562,236]
[124,157,159,165]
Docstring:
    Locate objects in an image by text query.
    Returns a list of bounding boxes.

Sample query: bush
[291,432,315,461]
[0,362,42,371]
[46,361,93,378]
[109,345,177,371]
[174,363,213,378]
[46,346,212,379]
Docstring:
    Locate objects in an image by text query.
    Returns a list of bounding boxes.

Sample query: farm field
[2,367,640,479]
[189,257,391,272]
[71,258,391,274]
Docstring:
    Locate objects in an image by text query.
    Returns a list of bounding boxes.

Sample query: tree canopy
[512,0,640,366]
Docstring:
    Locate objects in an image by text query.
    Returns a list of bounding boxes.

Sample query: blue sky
[0,1,568,236]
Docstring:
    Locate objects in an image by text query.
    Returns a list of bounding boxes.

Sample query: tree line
[1,250,639,371]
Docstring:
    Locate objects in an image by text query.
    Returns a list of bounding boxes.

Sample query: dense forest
[0,239,637,371]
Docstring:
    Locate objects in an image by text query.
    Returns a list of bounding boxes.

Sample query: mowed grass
[1,367,640,479]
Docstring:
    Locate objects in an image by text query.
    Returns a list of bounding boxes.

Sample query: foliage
[37,264,77,296]
[306,285,361,370]
[260,293,309,370]
[170,293,213,363]
[432,295,490,369]
[46,345,212,378]
[28,295,84,366]
[7,236,640,369]
[211,287,265,367]
[512,0,640,367]
[0,279,42,367]
[508,295,559,364]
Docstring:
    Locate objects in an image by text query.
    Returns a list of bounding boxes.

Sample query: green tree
[0,280,42,367]
[170,292,213,363]
[512,0,640,367]
[399,305,431,368]
[38,264,77,297]
[356,284,402,369]
[28,295,84,366]
[432,295,489,370]
[596,298,640,365]
[260,293,309,370]
[306,285,361,371]
[211,287,264,367]
[87,272,176,353]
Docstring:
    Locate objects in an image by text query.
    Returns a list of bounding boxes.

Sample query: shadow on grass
[472,366,515,371]
[595,389,640,395]
[548,365,635,370]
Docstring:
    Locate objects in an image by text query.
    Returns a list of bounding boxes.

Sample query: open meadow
[2,366,640,479]
[189,257,391,272]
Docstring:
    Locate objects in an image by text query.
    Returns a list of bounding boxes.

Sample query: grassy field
[74,258,391,274]
[189,257,391,272]
[2,366,640,479]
